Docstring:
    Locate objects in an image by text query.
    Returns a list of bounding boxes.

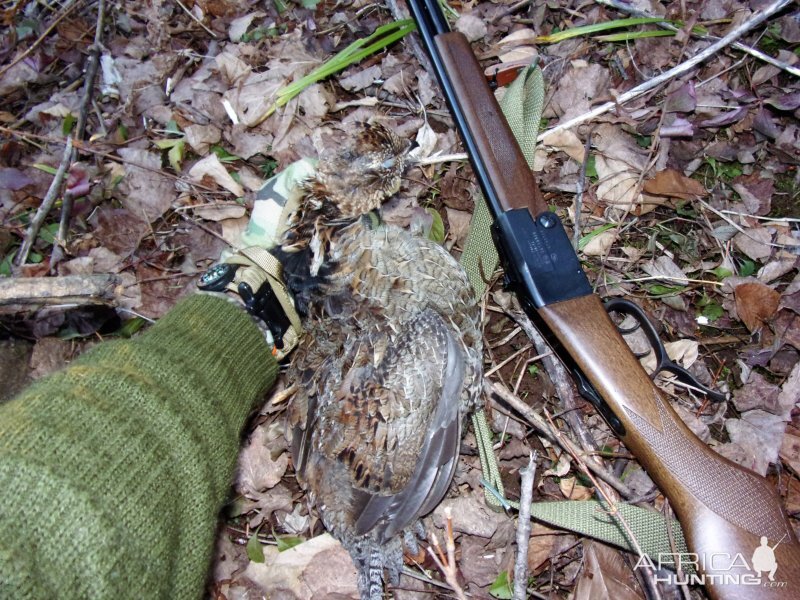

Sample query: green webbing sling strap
[461,65,691,564]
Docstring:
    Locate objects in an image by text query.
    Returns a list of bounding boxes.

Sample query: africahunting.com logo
[634,535,788,588]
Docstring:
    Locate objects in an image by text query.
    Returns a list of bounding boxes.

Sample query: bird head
[311,123,414,219]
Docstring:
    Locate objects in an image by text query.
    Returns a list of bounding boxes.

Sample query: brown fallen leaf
[526,522,562,574]
[242,533,359,600]
[559,476,594,500]
[642,168,706,200]
[734,282,781,332]
[235,422,290,498]
[572,540,644,600]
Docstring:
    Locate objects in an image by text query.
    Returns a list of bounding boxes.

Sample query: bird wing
[312,308,467,544]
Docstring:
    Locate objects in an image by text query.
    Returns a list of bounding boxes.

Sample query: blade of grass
[596,30,676,42]
[536,17,666,43]
[261,19,416,121]
[578,223,616,251]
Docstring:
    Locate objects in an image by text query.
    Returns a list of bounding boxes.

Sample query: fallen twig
[52,0,107,269]
[174,0,217,37]
[14,138,73,267]
[0,273,122,313]
[512,451,537,600]
[572,129,594,250]
[596,0,800,78]
[485,379,636,498]
[541,0,794,139]
[427,507,467,600]
[542,409,663,600]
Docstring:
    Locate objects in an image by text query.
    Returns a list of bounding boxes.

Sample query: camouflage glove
[197,159,315,360]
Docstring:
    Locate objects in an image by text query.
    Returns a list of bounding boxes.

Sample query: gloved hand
[197,159,316,360]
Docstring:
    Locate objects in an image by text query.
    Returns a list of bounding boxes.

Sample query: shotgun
[406,1,800,597]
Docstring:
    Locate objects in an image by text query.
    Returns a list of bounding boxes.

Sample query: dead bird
[277,123,482,600]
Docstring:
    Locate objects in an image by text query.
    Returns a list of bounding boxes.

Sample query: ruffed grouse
[277,124,482,600]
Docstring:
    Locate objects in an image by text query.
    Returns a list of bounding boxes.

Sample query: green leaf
[246,532,265,563]
[536,17,666,44]
[153,138,182,150]
[647,284,685,296]
[38,222,60,245]
[527,364,540,379]
[32,163,58,176]
[28,251,43,264]
[273,0,287,13]
[62,113,76,136]
[427,208,445,244]
[167,140,185,172]
[701,302,725,322]
[165,120,181,135]
[211,146,241,163]
[584,154,597,180]
[578,223,615,251]
[739,259,756,277]
[299,0,319,7]
[710,266,732,280]
[276,535,305,552]
[117,317,147,338]
[264,19,417,119]
[675,201,697,218]
[489,571,513,599]
[0,251,15,276]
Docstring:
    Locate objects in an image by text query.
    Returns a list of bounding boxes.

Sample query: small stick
[572,129,594,250]
[174,0,217,38]
[540,0,794,140]
[513,451,537,600]
[596,0,800,78]
[0,273,121,312]
[427,508,467,600]
[52,0,107,268]
[486,379,636,498]
[15,138,73,267]
[543,409,663,600]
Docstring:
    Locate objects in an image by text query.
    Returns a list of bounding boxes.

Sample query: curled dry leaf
[455,14,488,42]
[642,168,706,200]
[733,227,773,261]
[559,477,593,500]
[433,491,513,540]
[734,282,780,332]
[243,534,359,600]
[572,541,643,600]
[526,522,562,573]
[192,202,247,222]
[582,229,618,257]
[189,154,245,197]
[236,423,289,498]
[117,148,175,223]
[642,255,688,284]
[540,129,585,163]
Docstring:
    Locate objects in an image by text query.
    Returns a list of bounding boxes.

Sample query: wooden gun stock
[418,20,800,600]
[541,296,800,599]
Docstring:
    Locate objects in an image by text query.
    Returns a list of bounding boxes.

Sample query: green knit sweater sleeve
[0,294,278,598]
